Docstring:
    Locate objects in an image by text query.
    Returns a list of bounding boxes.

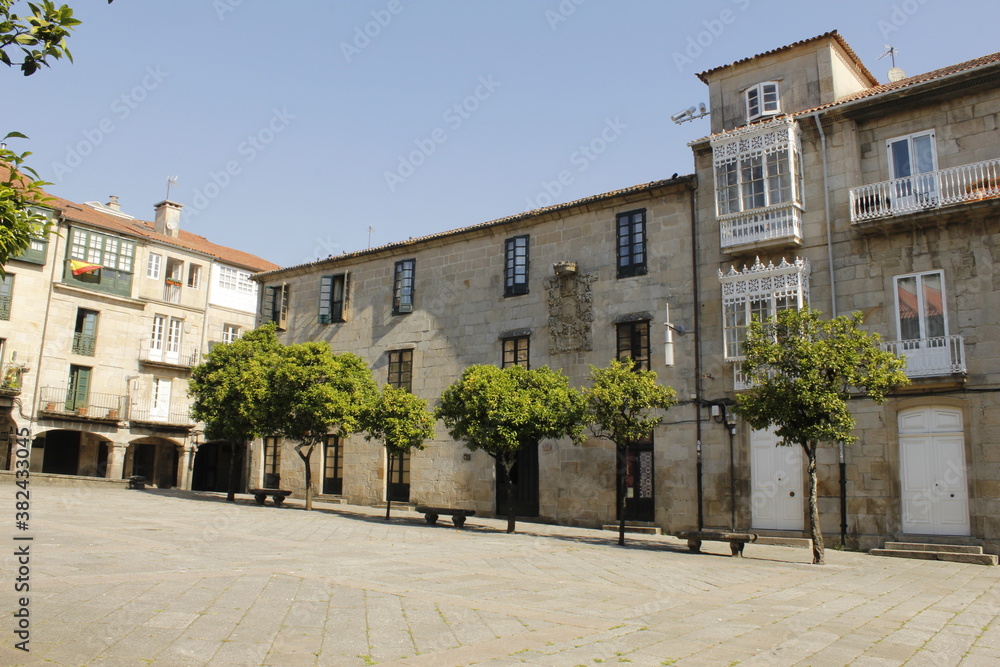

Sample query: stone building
[690,31,1000,552]
[0,192,277,490]
[257,31,1000,553]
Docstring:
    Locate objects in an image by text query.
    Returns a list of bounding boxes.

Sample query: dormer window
[746,82,780,122]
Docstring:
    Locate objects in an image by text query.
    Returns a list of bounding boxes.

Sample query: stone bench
[415,505,476,529]
[249,489,292,507]
[675,530,758,557]
[127,475,146,490]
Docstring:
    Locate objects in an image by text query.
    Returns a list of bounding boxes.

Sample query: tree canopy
[436,364,585,533]
[361,384,436,519]
[188,324,281,500]
[734,308,908,564]
[583,358,677,545]
[1,1,112,274]
[266,343,377,510]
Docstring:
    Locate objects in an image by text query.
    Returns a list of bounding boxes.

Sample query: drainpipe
[687,177,704,532]
[811,111,847,547]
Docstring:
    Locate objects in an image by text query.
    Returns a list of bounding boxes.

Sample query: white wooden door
[150,377,171,421]
[899,407,970,535]
[750,428,804,531]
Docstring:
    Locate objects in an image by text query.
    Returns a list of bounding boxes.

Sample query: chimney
[153,200,183,238]
[106,195,120,212]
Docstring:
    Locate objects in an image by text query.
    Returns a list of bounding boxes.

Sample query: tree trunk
[296,444,315,511]
[225,439,241,502]
[617,446,628,547]
[501,455,516,534]
[804,441,824,565]
[385,451,394,520]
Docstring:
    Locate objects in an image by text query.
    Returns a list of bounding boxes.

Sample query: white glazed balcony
[719,202,802,252]
[880,335,966,378]
[851,158,1000,223]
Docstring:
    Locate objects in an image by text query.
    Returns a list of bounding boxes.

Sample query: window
[393,259,415,314]
[720,257,810,360]
[502,336,530,369]
[262,284,289,330]
[887,130,939,206]
[150,315,165,358]
[222,324,240,343]
[895,271,946,343]
[319,273,348,324]
[323,435,343,495]
[66,228,135,296]
[504,235,529,296]
[616,320,650,370]
[72,309,99,356]
[387,349,413,392]
[218,266,255,294]
[616,210,647,278]
[13,215,49,265]
[262,436,281,488]
[66,365,91,411]
[147,253,162,279]
[166,318,183,362]
[710,118,803,219]
[187,264,202,289]
[0,274,12,320]
[746,82,780,121]
[150,377,172,420]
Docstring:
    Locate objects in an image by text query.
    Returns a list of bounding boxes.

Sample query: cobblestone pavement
[2,487,1000,666]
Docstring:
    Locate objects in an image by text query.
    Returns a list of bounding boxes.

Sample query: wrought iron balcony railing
[719,202,803,251]
[39,386,125,419]
[71,333,96,356]
[0,363,26,395]
[851,157,1000,223]
[880,335,966,378]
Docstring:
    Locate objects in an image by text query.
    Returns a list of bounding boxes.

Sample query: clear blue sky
[6,0,998,268]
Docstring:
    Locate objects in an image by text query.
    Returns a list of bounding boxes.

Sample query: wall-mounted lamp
[664,304,687,367]
[670,102,709,125]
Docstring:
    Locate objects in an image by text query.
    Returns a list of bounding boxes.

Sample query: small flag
[70,260,102,275]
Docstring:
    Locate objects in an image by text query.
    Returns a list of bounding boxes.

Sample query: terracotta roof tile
[257,175,694,279]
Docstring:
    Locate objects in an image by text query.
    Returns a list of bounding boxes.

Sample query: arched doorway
[191,441,245,493]
[898,406,970,536]
[33,429,110,478]
[127,437,181,488]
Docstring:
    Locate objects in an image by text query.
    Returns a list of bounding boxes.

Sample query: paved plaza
[3,486,1000,666]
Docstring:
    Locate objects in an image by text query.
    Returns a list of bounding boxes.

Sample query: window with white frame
[719,257,810,360]
[745,82,780,122]
[147,253,162,279]
[70,229,134,272]
[711,118,802,217]
[218,266,255,294]
[886,130,939,206]
[894,270,946,344]
[187,263,202,289]
[222,324,240,343]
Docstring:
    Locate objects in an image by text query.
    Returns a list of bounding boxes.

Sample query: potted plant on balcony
[164,278,182,287]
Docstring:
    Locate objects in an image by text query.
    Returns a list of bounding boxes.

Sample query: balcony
[128,399,194,427]
[850,158,1000,223]
[880,335,966,379]
[719,203,802,252]
[163,281,181,303]
[71,333,96,356]
[39,386,125,420]
[138,339,199,369]
[0,363,26,396]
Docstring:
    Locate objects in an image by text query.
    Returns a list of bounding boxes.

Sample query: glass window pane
[896,276,920,340]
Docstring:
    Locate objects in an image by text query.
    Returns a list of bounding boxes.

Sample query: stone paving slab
[1,487,1000,665]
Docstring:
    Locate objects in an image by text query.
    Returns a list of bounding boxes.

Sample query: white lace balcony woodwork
[851,157,1000,223]
[710,117,804,253]
[879,335,966,378]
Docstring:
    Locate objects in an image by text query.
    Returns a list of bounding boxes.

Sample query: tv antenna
[165,175,179,200]
[878,45,899,68]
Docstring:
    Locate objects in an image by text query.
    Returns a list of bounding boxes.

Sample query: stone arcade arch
[125,436,183,489]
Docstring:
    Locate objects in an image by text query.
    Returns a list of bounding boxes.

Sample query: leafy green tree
[267,344,377,511]
[584,359,677,546]
[1,1,111,274]
[188,324,281,501]
[735,308,908,565]
[361,384,436,520]
[436,365,585,534]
